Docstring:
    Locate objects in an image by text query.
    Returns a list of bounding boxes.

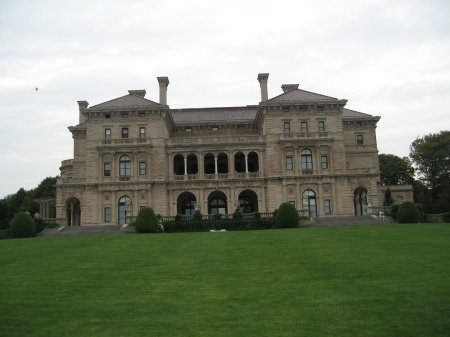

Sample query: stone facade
[56,73,383,226]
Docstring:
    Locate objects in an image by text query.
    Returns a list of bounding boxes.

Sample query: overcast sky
[0,0,449,198]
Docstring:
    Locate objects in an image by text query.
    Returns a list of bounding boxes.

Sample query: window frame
[104,163,111,176]
[122,128,129,139]
[318,121,325,132]
[321,156,328,169]
[139,162,146,175]
[324,199,331,214]
[301,149,313,170]
[105,128,111,140]
[284,122,291,133]
[139,127,146,138]
[104,207,111,222]
[286,156,293,170]
[356,135,364,145]
[119,155,131,176]
[301,122,308,133]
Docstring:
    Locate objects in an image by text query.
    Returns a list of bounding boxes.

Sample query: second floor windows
[105,129,111,139]
[301,122,308,132]
[139,162,146,175]
[139,127,146,138]
[318,121,325,132]
[104,163,111,176]
[286,157,293,170]
[301,149,313,170]
[357,135,364,145]
[122,128,129,139]
[119,155,131,176]
[321,156,328,169]
[284,122,290,133]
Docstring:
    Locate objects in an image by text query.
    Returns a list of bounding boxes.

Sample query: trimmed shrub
[213,213,222,220]
[135,207,159,233]
[397,201,420,224]
[175,214,183,222]
[162,217,275,233]
[193,210,202,221]
[275,202,299,228]
[442,212,450,223]
[254,211,261,219]
[233,210,243,221]
[389,203,401,219]
[10,212,36,238]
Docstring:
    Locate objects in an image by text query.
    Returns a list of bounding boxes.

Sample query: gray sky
[1,0,449,198]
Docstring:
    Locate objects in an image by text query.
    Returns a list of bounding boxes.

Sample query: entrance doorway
[354,187,368,216]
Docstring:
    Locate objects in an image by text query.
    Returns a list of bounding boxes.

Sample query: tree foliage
[410,131,450,212]
[10,212,36,238]
[397,201,420,224]
[379,154,415,186]
[135,207,159,233]
[275,202,298,228]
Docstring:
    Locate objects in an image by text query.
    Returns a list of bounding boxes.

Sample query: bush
[415,203,427,223]
[389,203,401,219]
[397,201,420,224]
[162,217,275,233]
[135,207,159,233]
[442,212,450,223]
[175,214,183,222]
[254,211,261,219]
[233,210,243,221]
[10,212,36,238]
[275,202,299,228]
[193,210,202,221]
[213,213,222,220]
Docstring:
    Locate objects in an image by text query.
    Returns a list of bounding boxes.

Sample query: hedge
[163,217,275,233]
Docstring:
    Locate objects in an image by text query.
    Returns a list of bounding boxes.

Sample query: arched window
[301,149,313,170]
[302,189,317,218]
[186,154,198,174]
[119,155,131,176]
[217,153,228,174]
[118,196,132,225]
[234,152,245,173]
[209,197,227,214]
[204,153,215,174]
[173,154,185,175]
[247,152,259,172]
[182,198,196,215]
[238,190,258,213]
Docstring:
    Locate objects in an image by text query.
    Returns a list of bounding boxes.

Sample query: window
[122,128,128,138]
[317,107,324,111]
[318,121,325,132]
[321,156,328,169]
[212,126,218,131]
[105,129,111,139]
[324,200,331,214]
[289,201,296,207]
[104,163,111,176]
[139,127,145,138]
[284,122,290,133]
[105,114,111,119]
[300,107,307,112]
[186,127,192,132]
[286,157,293,170]
[357,135,364,145]
[122,112,128,118]
[301,149,313,169]
[238,125,245,130]
[283,107,289,112]
[355,121,362,126]
[119,155,131,176]
[139,112,145,117]
[104,207,111,222]
[139,162,146,175]
[301,122,308,132]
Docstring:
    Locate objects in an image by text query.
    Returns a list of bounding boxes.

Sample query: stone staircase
[311,215,395,227]
[38,225,123,237]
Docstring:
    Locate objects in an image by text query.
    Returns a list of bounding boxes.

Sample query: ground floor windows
[302,189,317,218]
[209,197,227,214]
[324,200,331,214]
[118,196,132,226]
[354,187,368,216]
[105,207,111,222]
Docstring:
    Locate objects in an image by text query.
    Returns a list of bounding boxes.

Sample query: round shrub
[135,207,159,233]
[193,210,202,221]
[397,201,420,223]
[275,202,299,228]
[11,212,36,238]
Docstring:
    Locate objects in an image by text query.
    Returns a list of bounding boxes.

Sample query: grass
[0,224,449,337]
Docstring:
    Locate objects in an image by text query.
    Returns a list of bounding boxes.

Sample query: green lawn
[1,224,449,337]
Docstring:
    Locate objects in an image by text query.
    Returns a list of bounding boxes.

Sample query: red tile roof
[171,106,258,124]
[89,94,160,109]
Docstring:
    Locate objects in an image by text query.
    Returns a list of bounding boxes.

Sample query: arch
[234,152,245,173]
[353,186,368,216]
[247,152,259,172]
[119,155,131,176]
[208,191,228,214]
[118,195,132,226]
[204,153,215,174]
[238,189,258,213]
[217,152,228,174]
[301,149,313,170]
[186,154,198,175]
[65,197,81,226]
[302,189,317,218]
[177,192,197,215]
[173,154,185,175]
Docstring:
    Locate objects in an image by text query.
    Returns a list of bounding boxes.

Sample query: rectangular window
[105,128,111,139]
[212,126,218,131]
[139,112,145,117]
[105,114,111,119]
[185,127,192,132]
[301,122,308,132]
[283,107,290,112]
[139,127,145,138]
[284,122,290,133]
[139,162,146,175]
[122,112,128,118]
[317,107,324,111]
[321,156,328,169]
[238,125,245,130]
[357,135,364,145]
[122,128,128,138]
[286,157,293,170]
[104,163,111,176]
[289,201,296,207]
[318,121,325,132]
[324,200,331,214]
[105,207,111,222]
[300,107,307,112]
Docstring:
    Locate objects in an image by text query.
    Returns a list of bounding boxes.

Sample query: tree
[410,131,450,212]
[384,188,394,206]
[397,201,420,224]
[378,154,415,186]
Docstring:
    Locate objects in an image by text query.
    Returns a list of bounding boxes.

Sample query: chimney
[157,77,170,105]
[281,84,299,93]
[77,101,89,124]
[128,90,146,97]
[257,73,269,102]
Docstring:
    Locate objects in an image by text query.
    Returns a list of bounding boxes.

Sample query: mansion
[56,73,386,226]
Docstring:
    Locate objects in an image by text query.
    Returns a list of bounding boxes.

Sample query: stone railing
[426,214,445,223]
[102,138,150,145]
[281,132,329,140]
[367,206,392,214]
[60,159,73,167]
[42,218,67,226]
